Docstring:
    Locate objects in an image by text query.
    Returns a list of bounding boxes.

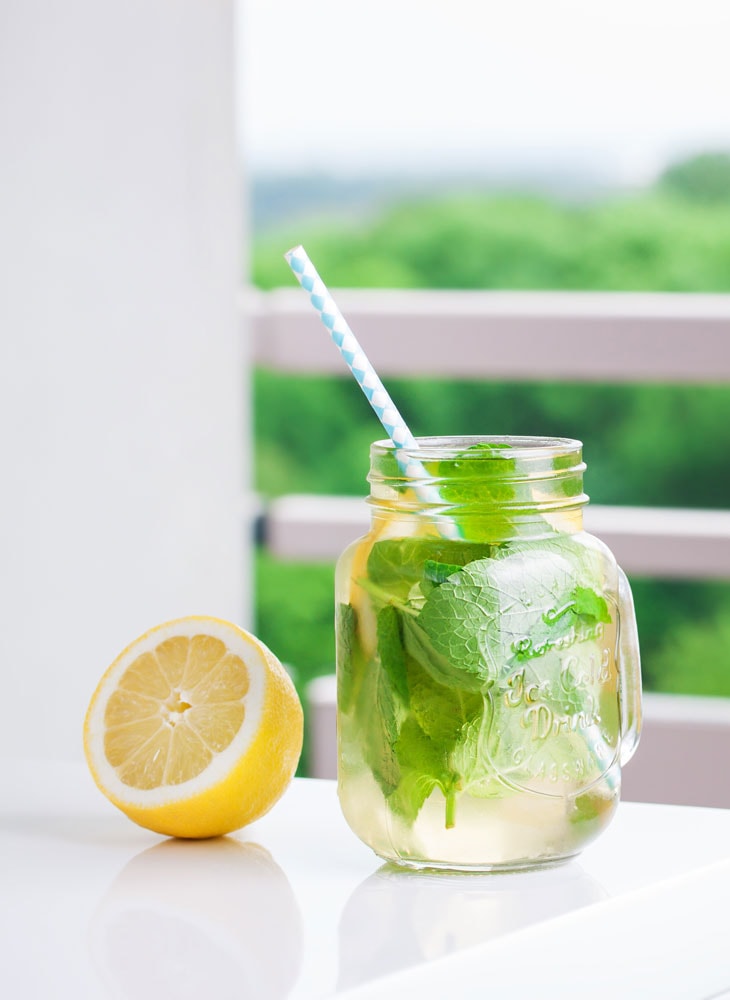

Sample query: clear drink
[335,437,642,871]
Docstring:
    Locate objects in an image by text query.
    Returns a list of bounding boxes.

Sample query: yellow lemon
[83,616,303,839]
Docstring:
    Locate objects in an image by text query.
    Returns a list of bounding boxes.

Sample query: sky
[237,0,730,183]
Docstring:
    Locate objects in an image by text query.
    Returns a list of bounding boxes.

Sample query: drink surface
[335,438,636,871]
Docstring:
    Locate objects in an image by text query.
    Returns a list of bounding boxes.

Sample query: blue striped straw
[284,245,418,448]
[284,246,459,537]
[284,246,419,465]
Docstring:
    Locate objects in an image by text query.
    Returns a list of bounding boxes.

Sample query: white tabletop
[2,761,729,999]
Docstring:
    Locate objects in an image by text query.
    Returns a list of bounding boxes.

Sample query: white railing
[249,287,730,579]
[246,288,730,805]
[250,287,730,382]
[262,495,730,580]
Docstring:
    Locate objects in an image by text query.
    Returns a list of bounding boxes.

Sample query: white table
[2,762,729,999]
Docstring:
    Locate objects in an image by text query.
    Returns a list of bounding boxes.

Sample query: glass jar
[335,436,642,872]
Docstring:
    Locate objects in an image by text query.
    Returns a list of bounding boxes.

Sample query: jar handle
[616,566,643,765]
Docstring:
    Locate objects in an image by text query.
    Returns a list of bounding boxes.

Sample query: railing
[250,287,730,382]
[262,495,730,580]
[250,286,730,580]
[246,288,730,806]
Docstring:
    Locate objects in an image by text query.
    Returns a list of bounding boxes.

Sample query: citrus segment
[84,616,303,838]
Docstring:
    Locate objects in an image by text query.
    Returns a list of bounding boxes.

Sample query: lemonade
[335,437,641,871]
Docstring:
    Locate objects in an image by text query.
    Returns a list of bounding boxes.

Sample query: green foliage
[254,374,730,510]
[251,159,730,722]
[253,551,336,775]
[651,601,730,697]
[254,191,730,293]
[254,551,335,677]
[628,579,730,692]
[253,370,377,495]
[658,152,730,205]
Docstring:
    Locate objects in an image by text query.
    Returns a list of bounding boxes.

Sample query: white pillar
[0,0,249,760]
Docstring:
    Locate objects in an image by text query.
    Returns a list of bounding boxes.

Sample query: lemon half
[84,616,303,839]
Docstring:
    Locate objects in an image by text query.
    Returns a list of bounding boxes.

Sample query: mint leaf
[393,716,448,783]
[336,602,355,662]
[434,443,520,541]
[377,605,410,706]
[405,646,484,743]
[513,582,611,663]
[379,619,489,827]
[387,768,441,826]
[415,543,614,687]
[387,717,459,827]
[505,583,612,663]
[424,559,463,585]
[571,584,611,624]
[460,442,513,451]
[336,603,358,713]
[449,707,503,798]
[437,443,518,507]
[336,604,405,795]
[493,534,609,594]
[415,561,502,687]
[489,536,613,659]
[366,538,492,606]
[400,611,490,692]
[358,659,402,796]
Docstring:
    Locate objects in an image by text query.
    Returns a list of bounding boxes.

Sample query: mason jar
[335,436,642,871]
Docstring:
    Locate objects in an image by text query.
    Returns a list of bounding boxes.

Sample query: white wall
[0,0,249,760]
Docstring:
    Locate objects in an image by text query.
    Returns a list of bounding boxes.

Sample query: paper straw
[284,246,459,537]
[284,247,426,473]
[284,246,418,446]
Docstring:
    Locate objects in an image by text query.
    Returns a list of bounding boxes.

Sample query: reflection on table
[90,837,303,999]
[337,860,607,991]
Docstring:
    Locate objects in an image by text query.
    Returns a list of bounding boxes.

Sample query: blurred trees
[253,191,730,294]
[658,151,730,205]
[250,153,730,715]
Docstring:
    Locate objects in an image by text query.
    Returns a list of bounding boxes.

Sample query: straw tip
[284,245,304,261]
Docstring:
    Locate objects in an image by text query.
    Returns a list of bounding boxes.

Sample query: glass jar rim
[370,435,583,462]
[368,434,588,515]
